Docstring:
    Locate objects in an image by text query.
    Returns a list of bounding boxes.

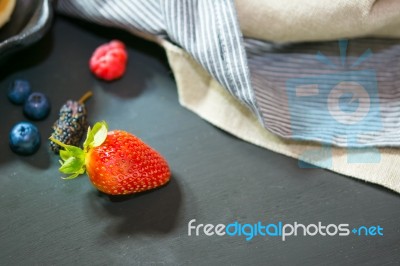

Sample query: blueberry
[23,92,51,120]
[9,122,41,155]
[7,79,31,105]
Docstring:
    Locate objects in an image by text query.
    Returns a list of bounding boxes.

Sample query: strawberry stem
[49,137,69,149]
[78,91,93,104]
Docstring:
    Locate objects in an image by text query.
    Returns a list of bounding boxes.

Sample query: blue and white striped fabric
[57,0,260,118]
[57,0,400,148]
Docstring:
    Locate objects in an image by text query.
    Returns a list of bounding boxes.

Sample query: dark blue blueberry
[9,122,41,155]
[7,79,31,105]
[23,92,51,120]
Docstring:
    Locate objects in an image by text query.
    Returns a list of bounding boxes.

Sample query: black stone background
[0,16,399,265]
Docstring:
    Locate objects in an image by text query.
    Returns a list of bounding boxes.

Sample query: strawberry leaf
[49,136,86,179]
[83,121,108,150]
[92,123,108,147]
[59,157,83,174]
[83,126,93,151]
[59,150,70,161]
[61,171,84,180]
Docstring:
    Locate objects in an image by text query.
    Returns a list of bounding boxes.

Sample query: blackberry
[50,91,92,153]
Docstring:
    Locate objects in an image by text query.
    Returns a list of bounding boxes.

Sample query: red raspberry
[89,40,128,81]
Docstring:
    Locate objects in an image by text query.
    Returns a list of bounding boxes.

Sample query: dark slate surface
[0,17,399,266]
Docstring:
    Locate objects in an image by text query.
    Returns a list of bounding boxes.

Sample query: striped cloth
[57,0,400,148]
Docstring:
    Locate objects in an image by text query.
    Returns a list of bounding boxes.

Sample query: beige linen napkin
[161,39,400,194]
[236,0,400,42]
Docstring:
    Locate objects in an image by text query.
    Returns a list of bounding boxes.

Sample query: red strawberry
[50,121,170,195]
[89,40,128,81]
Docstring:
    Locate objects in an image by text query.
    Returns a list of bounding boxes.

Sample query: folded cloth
[56,0,400,193]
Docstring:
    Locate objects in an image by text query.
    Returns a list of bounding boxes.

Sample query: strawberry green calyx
[49,121,108,179]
